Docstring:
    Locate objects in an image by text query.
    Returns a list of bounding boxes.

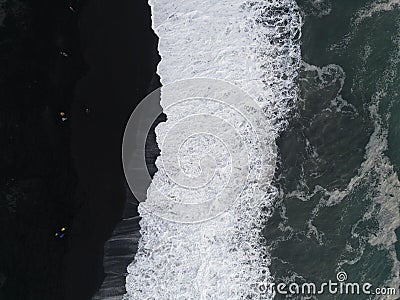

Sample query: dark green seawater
[265,0,400,299]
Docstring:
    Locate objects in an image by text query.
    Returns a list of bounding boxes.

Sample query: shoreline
[65,1,159,299]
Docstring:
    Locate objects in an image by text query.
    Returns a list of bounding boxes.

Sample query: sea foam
[124,1,301,299]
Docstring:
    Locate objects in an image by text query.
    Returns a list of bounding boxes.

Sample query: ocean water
[121,0,400,299]
[266,0,400,298]
[124,0,301,299]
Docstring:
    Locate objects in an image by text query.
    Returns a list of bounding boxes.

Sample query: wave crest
[124,1,301,299]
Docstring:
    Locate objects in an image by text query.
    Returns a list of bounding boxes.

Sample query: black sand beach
[0,0,159,299]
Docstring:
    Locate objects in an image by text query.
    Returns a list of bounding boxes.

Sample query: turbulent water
[124,0,301,299]
[266,0,400,299]
[121,0,400,299]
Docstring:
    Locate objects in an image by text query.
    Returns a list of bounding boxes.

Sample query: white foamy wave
[150,0,301,133]
[354,0,400,26]
[124,1,301,299]
[306,0,332,17]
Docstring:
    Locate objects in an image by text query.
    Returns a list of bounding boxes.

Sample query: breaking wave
[124,1,301,299]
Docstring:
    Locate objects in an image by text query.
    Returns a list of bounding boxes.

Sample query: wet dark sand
[66,1,159,299]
